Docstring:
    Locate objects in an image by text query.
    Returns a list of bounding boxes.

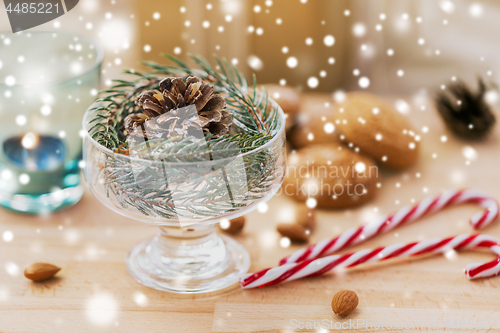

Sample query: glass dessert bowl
[83,82,286,293]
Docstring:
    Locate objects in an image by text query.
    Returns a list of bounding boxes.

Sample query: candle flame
[21,132,38,149]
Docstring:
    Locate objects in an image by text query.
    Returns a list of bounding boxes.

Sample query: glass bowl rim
[82,95,286,167]
[0,30,104,88]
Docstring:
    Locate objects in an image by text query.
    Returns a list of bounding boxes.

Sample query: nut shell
[24,263,61,282]
[331,290,359,316]
[335,92,419,169]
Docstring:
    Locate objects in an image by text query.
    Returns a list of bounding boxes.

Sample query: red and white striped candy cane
[241,234,500,288]
[280,188,499,266]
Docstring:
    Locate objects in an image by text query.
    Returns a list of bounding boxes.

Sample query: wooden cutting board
[1,95,500,332]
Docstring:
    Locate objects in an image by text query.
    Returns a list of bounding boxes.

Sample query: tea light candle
[3,132,66,171]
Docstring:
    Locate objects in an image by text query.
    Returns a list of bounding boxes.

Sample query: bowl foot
[126,225,250,293]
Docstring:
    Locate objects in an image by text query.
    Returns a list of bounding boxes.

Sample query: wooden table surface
[1,94,500,333]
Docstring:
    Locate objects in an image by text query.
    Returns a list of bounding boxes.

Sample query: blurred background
[1,0,498,96]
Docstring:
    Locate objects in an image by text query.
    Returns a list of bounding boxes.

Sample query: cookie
[263,84,302,130]
[283,143,379,208]
[288,109,339,149]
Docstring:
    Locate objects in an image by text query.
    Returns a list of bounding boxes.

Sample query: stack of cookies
[283,91,419,209]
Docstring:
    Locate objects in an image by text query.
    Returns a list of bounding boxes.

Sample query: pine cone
[436,78,496,140]
[124,76,232,146]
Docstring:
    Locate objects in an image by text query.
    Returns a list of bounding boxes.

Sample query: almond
[295,204,316,232]
[331,290,359,316]
[277,223,309,243]
[24,263,61,282]
[218,216,245,235]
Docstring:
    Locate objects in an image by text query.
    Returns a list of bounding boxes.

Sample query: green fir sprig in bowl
[83,54,286,223]
[88,53,280,159]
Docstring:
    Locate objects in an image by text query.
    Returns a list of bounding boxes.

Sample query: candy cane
[241,234,500,288]
[280,189,499,266]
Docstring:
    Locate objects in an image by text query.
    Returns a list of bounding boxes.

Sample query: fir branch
[88,53,279,152]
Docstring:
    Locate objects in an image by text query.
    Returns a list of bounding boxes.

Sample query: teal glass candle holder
[0,32,103,213]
